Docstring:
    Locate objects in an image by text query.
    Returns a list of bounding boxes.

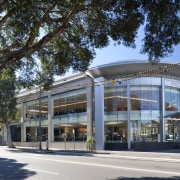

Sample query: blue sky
[62,40,179,78]
[91,25,180,68]
[61,42,179,79]
[91,41,180,68]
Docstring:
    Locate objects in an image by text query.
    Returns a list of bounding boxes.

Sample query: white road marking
[23,167,60,175]
[2,153,180,176]
[29,154,41,157]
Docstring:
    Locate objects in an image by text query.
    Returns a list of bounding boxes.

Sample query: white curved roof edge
[17,59,180,97]
[88,59,180,70]
[53,72,86,86]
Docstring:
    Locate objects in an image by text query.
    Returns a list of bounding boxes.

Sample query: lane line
[23,167,60,175]
[2,153,180,176]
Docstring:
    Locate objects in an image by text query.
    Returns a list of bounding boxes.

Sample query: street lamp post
[34,63,43,151]
[38,84,42,150]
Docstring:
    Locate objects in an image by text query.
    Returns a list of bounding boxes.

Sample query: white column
[160,77,165,142]
[95,77,104,150]
[20,102,25,142]
[87,84,93,137]
[127,81,131,150]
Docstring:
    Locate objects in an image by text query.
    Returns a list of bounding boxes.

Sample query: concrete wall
[132,142,178,151]
[105,142,128,150]
[0,136,2,145]
[104,142,180,151]
[12,141,87,151]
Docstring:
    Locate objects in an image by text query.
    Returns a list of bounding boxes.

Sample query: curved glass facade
[104,82,161,143]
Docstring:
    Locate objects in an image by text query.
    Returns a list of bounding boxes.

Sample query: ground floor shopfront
[2,60,180,150]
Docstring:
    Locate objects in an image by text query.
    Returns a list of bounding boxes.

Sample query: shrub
[86,136,95,152]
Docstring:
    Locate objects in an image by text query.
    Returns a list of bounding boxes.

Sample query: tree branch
[0,9,13,27]
[0,42,20,55]
[25,0,62,48]
[0,3,81,66]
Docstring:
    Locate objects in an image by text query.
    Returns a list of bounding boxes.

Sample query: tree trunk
[5,122,14,148]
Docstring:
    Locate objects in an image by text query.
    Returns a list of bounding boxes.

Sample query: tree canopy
[0,0,179,86]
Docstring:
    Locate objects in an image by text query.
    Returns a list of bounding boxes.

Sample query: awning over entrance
[165,112,180,121]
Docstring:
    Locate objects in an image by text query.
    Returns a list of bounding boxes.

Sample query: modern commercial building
[2,60,180,150]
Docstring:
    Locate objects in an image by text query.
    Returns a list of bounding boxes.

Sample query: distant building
[2,60,180,150]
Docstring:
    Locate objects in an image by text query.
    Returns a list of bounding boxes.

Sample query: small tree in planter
[86,136,95,153]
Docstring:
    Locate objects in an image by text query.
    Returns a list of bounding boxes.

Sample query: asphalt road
[0,147,180,180]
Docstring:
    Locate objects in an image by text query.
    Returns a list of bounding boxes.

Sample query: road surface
[0,147,180,180]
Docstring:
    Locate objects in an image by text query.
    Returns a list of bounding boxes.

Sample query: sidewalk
[97,149,180,162]
[2,146,180,162]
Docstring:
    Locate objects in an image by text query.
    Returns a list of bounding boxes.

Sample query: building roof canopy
[87,60,180,79]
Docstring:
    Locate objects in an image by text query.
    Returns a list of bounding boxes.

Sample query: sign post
[73,129,75,151]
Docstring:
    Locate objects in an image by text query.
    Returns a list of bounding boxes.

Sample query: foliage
[0,69,18,148]
[0,1,179,87]
[17,60,54,90]
[0,79,17,120]
[86,136,95,152]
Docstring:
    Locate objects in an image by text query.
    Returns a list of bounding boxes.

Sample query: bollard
[46,139,48,150]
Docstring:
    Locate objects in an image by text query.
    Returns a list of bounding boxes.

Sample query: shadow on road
[0,157,36,180]
[107,176,180,180]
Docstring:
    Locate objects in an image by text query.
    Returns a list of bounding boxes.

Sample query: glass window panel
[165,88,179,113]
[104,86,128,142]
[130,86,160,111]
[105,87,127,112]
[59,96,68,115]
[26,126,48,142]
[105,120,127,142]
[130,86,160,142]
[16,104,21,121]
[165,120,178,141]
[24,98,48,120]
[53,98,60,116]
[40,99,48,118]
[77,90,87,112]
[52,89,87,142]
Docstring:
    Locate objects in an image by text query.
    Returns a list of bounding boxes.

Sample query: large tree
[0,0,179,85]
[0,69,17,148]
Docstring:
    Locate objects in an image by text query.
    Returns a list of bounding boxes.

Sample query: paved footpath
[95,149,180,163]
[1,146,180,163]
